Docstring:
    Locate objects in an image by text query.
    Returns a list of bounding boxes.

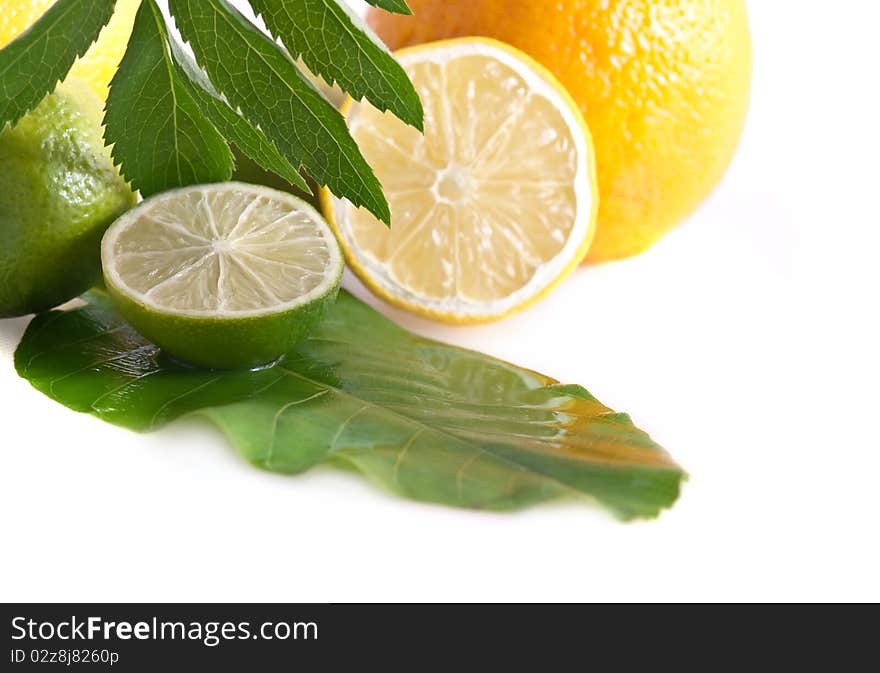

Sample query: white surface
[1,1,878,602]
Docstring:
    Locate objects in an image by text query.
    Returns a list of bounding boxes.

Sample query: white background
[1,1,878,602]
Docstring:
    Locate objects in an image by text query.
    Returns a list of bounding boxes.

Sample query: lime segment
[102,183,343,369]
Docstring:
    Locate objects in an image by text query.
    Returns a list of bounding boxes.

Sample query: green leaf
[104,0,233,197]
[364,0,413,14]
[166,37,310,193]
[14,291,685,520]
[249,0,422,130]
[168,0,390,224]
[0,0,115,127]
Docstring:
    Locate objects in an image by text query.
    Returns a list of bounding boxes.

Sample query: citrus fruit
[0,0,139,101]
[321,38,598,324]
[368,0,752,262]
[0,77,136,318]
[101,183,344,370]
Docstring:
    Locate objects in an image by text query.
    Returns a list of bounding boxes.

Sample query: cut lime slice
[102,182,343,369]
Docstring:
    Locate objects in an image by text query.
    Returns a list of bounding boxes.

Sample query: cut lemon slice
[321,38,598,324]
[102,183,343,369]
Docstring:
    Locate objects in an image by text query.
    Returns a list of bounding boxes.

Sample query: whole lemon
[0,78,136,317]
[0,0,139,101]
[368,0,752,261]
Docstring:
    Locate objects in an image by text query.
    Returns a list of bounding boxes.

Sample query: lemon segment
[322,38,597,324]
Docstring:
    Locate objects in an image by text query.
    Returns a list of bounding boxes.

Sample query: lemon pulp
[323,38,597,323]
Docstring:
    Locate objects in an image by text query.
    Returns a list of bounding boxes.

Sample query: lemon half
[321,38,598,324]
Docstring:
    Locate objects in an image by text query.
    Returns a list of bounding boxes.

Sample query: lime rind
[105,281,339,371]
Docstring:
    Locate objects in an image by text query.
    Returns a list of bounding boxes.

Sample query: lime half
[102,183,343,369]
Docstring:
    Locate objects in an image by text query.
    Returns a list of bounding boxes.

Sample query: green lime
[101,182,344,370]
[0,77,136,317]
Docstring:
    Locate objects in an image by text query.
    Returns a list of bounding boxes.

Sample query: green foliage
[250,0,423,130]
[167,38,309,193]
[16,291,685,520]
[364,0,412,14]
[169,0,389,222]
[104,0,233,197]
[0,0,115,127]
[0,0,424,220]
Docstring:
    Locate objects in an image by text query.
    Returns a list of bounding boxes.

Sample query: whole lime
[231,147,319,209]
[0,78,136,317]
[1,0,139,101]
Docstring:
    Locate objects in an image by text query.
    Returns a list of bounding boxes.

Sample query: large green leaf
[249,0,423,130]
[0,0,115,128]
[104,0,233,197]
[15,291,684,520]
[168,0,390,224]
